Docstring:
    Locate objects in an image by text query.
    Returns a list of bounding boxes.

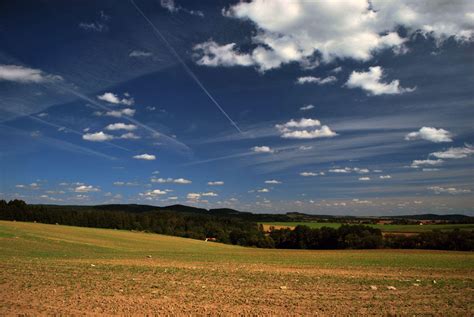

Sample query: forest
[1,199,473,251]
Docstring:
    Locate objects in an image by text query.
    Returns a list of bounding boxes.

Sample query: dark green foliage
[269,224,383,249]
[0,200,269,248]
[0,200,472,251]
[384,229,474,251]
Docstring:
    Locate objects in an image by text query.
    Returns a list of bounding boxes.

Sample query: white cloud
[75,185,100,193]
[105,123,137,131]
[78,11,109,32]
[140,189,167,198]
[82,131,114,142]
[151,177,192,184]
[193,41,254,67]
[379,175,392,179]
[133,154,156,160]
[296,76,337,85]
[97,92,134,106]
[129,50,153,58]
[104,108,136,118]
[428,186,471,195]
[265,180,282,184]
[358,177,371,181]
[430,144,474,159]
[257,188,270,193]
[411,159,444,168]
[329,168,350,173]
[346,66,415,95]
[299,104,314,111]
[252,146,274,153]
[275,118,337,139]
[300,172,317,177]
[422,168,440,172]
[120,132,140,140]
[194,1,474,72]
[201,192,218,197]
[208,181,224,186]
[161,0,204,16]
[299,145,313,151]
[405,127,453,143]
[187,193,201,200]
[79,22,107,32]
[0,65,63,83]
[353,167,370,174]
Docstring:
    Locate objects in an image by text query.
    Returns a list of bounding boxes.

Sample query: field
[0,221,473,315]
[261,222,474,233]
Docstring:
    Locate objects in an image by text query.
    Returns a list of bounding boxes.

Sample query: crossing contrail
[130,0,242,134]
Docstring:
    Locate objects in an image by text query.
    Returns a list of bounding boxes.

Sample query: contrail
[59,85,191,153]
[130,0,242,134]
[0,123,117,161]
[0,106,130,152]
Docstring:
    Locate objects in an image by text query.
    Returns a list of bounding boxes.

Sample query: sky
[1,0,473,216]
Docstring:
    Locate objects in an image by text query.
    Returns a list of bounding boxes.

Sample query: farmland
[1,220,473,315]
[261,222,474,233]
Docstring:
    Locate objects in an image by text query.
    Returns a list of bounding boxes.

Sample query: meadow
[261,222,474,233]
[1,220,473,315]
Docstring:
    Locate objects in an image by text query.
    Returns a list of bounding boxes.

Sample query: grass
[1,220,473,315]
[1,220,473,268]
[261,221,474,233]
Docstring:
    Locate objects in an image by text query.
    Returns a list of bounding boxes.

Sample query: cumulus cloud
[275,118,337,139]
[140,189,167,198]
[346,66,415,95]
[430,144,474,159]
[379,175,392,179]
[187,193,201,200]
[74,185,100,193]
[405,127,453,143]
[358,177,371,181]
[201,192,218,197]
[208,181,224,186]
[428,186,471,195]
[411,159,444,168]
[265,180,282,184]
[151,177,192,184]
[79,11,109,32]
[97,92,134,106]
[300,172,318,177]
[193,41,254,67]
[105,123,137,131]
[194,1,473,72]
[296,76,337,85]
[329,168,350,173]
[82,131,114,142]
[0,65,63,83]
[257,188,270,193]
[161,0,204,16]
[120,132,140,140]
[103,108,136,118]
[133,153,156,160]
[299,104,314,111]
[129,50,153,58]
[252,146,274,153]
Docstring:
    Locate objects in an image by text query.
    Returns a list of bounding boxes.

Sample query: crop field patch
[1,221,473,315]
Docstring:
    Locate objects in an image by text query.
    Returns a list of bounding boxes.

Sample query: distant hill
[27,203,473,223]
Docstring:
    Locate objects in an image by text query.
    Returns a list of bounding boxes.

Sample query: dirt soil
[1,258,473,316]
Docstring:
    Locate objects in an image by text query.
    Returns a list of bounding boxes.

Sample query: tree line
[0,199,472,251]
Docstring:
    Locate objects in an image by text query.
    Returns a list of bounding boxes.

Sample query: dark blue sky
[1,0,473,215]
